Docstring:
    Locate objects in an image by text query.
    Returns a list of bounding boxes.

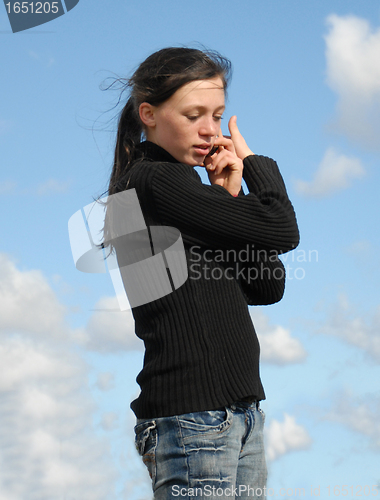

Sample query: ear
[139,102,156,129]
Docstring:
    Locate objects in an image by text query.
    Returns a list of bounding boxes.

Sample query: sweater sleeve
[148,155,299,253]
[234,250,286,306]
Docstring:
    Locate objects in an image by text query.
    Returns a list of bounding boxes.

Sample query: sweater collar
[135,141,180,163]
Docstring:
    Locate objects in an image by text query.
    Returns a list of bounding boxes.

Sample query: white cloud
[28,50,40,60]
[0,339,117,499]
[37,178,71,196]
[82,296,143,353]
[345,239,373,257]
[250,308,307,365]
[265,414,312,461]
[0,338,77,392]
[100,412,119,431]
[0,254,70,339]
[0,179,70,197]
[295,147,365,197]
[321,294,380,362]
[96,371,115,391]
[344,239,376,270]
[326,394,380,449]
[325,14,380,149]
[0,180,16,194]
[28,50,55,67]
[0,254,122,499]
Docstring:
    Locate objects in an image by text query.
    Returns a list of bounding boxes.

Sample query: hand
[204,116,252,196]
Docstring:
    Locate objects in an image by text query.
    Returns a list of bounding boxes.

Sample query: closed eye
[186,114,223,122]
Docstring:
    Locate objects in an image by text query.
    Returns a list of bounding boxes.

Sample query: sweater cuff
[243,155,287,195]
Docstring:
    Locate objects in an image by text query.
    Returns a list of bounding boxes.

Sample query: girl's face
[143,77,225,166]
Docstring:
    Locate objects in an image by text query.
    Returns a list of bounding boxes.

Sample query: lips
[193,144,211,155]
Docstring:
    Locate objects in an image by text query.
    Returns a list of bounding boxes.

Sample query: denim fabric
[134,401,267,499]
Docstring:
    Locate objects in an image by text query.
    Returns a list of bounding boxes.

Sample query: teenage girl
[105,47,299,499]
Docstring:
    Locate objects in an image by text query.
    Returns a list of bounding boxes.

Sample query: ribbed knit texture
[115,142,299,419]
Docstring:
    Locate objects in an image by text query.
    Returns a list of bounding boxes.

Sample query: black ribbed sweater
[116,141,299,419]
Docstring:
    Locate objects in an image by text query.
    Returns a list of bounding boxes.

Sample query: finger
[228,115,240,138]
[211,150,239,175]
[205,153,221,171]
[203,156,213,167]
[228,115,253,159]
[213,135,236,152]
[215,128,225,151]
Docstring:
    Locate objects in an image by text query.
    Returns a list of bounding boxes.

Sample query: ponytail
[108,96,142,196]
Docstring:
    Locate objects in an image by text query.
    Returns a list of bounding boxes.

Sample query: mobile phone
[206,146,219,157]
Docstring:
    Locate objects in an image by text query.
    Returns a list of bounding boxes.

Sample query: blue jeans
[134,401,267,499]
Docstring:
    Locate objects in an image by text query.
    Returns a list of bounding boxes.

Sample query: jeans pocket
[178,407,232,441]
[134,420,157,483]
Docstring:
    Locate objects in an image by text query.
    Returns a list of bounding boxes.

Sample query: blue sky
[1,1,380,498]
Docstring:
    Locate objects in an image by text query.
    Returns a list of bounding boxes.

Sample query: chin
[190,160,204,167]
[174,149,205,166]
[188,154,206,167]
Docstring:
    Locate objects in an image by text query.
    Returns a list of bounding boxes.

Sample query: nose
[198,116,218,139]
